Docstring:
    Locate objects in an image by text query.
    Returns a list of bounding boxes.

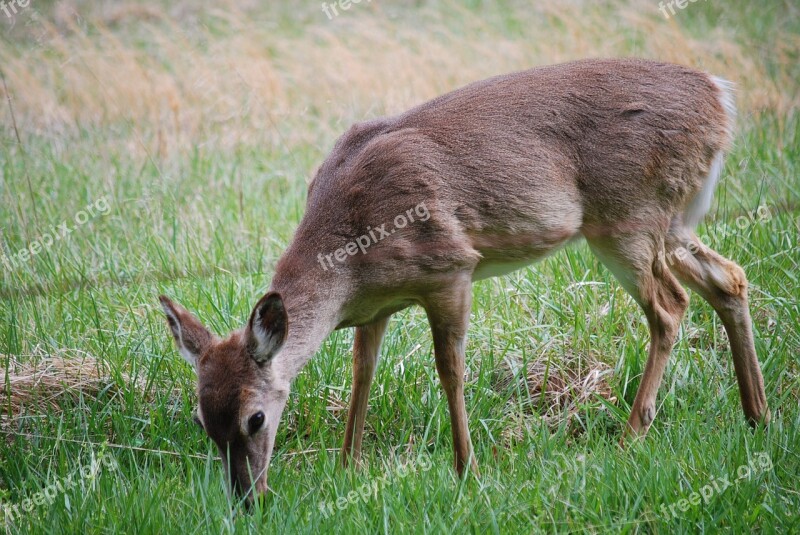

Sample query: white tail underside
[682,75,736,228]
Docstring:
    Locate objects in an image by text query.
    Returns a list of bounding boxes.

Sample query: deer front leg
[341,316,390,467]
[423,274,479,477]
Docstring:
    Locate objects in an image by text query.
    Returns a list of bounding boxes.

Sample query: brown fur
[161,58,768,501]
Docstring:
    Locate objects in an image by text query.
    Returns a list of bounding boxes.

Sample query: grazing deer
[160,58,769,502]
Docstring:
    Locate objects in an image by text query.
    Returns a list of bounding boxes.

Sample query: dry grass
[492,350,617,442]
[0,351,134,427]
[1,0,797,161]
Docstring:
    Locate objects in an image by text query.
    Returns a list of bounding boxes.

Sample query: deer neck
[267,250,351,381]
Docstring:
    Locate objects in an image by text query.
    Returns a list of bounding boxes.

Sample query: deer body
[161,58,769,501]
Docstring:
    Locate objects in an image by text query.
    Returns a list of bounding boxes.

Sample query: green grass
[2,1,799,533]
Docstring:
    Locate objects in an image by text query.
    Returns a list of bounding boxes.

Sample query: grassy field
[1,0,799,532]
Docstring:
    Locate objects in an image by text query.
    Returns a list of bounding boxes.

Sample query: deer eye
[248,411,265,435]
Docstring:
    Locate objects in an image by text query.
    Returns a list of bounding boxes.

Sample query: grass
[1,0,799,532]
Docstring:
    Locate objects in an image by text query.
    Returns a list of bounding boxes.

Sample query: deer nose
[240,480,269,510]
[254,476,269,495]
[233,470,268,505]
[243,476,268,497]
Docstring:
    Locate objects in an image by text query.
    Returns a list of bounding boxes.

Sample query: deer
[159,58,770,503]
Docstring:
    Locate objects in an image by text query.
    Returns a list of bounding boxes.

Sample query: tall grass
[1,0,798,533]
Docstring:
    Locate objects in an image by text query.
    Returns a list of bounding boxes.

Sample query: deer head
[159,293,290,502]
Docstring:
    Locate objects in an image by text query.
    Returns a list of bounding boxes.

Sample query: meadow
[1,0,798,532]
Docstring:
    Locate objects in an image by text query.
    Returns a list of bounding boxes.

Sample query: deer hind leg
[341,316,390,467]
[586,230,689,439]
[666,222,769,426]
[422,272,479,477]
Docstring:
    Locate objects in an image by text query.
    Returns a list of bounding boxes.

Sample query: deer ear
[159,295,213,368]
[247,292,288,364]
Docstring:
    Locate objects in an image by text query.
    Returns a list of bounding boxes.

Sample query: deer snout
[241,475,269,509]
[229,451,271,504]
[229,466,268,502]
[220,447,269,504]
[235,479,269,514]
